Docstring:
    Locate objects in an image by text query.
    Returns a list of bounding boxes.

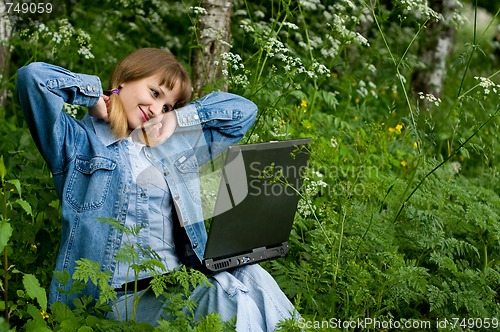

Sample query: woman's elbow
[16,62,45,94]
[240,98,257,133]
[223,92,258,131]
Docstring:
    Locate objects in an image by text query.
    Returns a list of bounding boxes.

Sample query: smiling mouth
[139,107,149,122]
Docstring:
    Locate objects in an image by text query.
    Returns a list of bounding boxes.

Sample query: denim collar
[84,114,121,146]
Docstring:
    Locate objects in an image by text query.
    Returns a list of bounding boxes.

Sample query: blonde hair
[107,48,192,138]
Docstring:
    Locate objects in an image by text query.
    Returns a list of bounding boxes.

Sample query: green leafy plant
[2,0,500,330]
[1,155,38,325]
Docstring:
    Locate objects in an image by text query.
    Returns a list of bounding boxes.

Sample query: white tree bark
[192,0,233,97]
[0,0,12,108]
[411,0,460,101]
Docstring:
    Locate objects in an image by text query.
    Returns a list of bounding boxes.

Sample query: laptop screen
[203,138,311,260]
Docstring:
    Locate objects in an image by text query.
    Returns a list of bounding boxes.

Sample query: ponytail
[107,93,129,139]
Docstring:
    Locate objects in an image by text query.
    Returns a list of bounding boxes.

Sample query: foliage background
[1,0,500,330]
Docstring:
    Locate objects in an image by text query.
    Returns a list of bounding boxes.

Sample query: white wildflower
[63,104,81,118]
[254,10,265,19]
[299,0,321,11]
[190,6,208,15]
[330,136,338,148]
[282,22,299,30]
[396,73,407,84]
[78,46,95,60]
[418,92,442,106]
[450,161,461,174]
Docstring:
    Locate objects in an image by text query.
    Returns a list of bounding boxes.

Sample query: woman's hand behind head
[89,95,110,122]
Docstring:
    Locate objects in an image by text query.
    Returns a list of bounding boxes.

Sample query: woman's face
[118,75,182,132]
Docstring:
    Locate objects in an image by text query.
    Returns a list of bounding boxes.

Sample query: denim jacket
[16,62,257,306]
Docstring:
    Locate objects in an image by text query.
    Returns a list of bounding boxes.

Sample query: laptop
[201,138,311,272]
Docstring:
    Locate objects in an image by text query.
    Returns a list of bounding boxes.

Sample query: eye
[150,88,160,98]
[162,105,173,113]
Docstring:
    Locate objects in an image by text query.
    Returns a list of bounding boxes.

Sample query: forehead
[151,75,183,101]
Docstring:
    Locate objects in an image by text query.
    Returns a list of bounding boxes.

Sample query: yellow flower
[31,244,37,249]
[400,161,408,167]
[300,100,307,108]
[355,97,360,104]
[395,124,403,132]
[388,127,395,133]
[354,116,360,121]
[40,310,49,319]
[412,142,418,149]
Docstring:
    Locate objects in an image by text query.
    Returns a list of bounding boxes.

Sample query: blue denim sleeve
[16,62,102,173]
[173,92,257,162]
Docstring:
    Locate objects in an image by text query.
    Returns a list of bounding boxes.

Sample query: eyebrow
[150,82,165,96]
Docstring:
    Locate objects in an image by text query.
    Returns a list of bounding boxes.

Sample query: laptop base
[203,242,290,272]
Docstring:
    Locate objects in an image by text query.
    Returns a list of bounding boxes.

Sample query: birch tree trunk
[192,0,233,97]
[0,0,12,108]
[411,0,460,101]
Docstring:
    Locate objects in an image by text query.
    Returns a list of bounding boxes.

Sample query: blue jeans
[107,264,297,331]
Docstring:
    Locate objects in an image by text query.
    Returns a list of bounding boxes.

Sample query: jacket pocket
[66,156,116,212]
[174,149,201,205]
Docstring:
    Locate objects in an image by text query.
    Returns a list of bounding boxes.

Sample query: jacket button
[174,195,180,200]
[192,243,198,249]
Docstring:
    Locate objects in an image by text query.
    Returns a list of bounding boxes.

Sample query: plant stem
[456,4,500,98]
[393,107,500,222]
[368,1,420,144]
[3,247,7,322]
[457,2,478,98]
[458,68,500,99]
[333,209,346,287]
[2,185,8,323]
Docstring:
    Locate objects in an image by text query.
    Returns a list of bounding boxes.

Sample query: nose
[148,102,163,118]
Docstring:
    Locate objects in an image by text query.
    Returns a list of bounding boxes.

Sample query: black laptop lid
[203,138,311,260]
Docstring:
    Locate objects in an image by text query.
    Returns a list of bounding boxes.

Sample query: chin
[128,121,142,130]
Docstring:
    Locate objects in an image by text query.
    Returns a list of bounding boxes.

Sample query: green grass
[1,0,500,330]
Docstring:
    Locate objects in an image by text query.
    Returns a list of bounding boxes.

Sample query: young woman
[17,48,297,331]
